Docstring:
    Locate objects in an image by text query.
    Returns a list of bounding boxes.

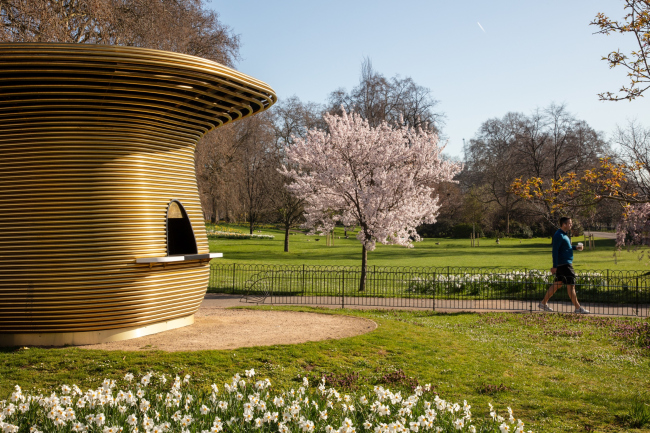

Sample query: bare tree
[465,104,607,235]
[267,96,325,252]
[614,120,650,197]
[328,58,444,133]
[195,124,246,223]
[511,104,607,224]
[0,0,240,65]
[464,113,526,235]
[273,96,326,141]
[267,173,304,252]
[237,113,276,235]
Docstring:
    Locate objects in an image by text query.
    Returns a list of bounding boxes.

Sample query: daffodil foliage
[0,370,532,433]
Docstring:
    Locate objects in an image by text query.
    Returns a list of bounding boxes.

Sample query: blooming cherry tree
[282,109,461,290]
[616,203,650,248]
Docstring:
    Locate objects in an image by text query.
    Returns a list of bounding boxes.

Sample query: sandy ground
[78,307,377,352]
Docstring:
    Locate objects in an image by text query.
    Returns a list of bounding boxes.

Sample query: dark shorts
[554,264,576,285]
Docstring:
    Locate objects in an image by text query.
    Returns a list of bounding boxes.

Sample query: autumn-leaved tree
[282,109,461,291]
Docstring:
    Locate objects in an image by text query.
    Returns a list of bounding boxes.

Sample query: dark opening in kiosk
[166,200,198,255]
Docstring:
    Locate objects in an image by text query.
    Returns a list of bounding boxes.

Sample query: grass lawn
[2,307,648,432]
[207,224,646,271]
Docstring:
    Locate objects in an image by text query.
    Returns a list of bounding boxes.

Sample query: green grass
[2,308,649,432]
[208,224,646,271]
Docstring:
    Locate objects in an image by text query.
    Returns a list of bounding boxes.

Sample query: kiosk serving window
[166,200,198,255]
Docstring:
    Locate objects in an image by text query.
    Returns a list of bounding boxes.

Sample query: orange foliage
[510,158,644,215]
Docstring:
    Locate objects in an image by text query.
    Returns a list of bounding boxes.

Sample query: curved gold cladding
[0,43,276,340]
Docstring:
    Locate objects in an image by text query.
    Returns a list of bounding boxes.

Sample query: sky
[210,0,650,158]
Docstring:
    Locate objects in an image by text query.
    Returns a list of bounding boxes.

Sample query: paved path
[203,294,648,317]
[203,231,645,317]
[584,231,617,239]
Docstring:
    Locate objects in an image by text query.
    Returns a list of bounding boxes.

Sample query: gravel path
[78,306,376,352]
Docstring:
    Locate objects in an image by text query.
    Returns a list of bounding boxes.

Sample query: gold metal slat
[0,43,275,339]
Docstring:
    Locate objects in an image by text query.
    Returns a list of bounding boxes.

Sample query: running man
[539,217,589,314]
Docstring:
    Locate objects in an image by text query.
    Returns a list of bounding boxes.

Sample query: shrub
[416,221,453,238]
[507,222,533,239]
[452,223,482,239]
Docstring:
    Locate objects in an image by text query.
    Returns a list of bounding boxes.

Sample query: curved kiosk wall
[0,44,276,346]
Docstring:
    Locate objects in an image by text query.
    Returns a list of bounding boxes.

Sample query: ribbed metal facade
[0,44,276,336]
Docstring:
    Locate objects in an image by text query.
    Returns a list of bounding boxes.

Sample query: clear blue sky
[210,0,649,158]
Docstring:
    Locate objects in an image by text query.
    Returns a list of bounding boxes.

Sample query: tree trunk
[284,225,290,252]
[249,218,254,235]
[359,244,367,292]
[506,213,510,236]
[211,196,218,223]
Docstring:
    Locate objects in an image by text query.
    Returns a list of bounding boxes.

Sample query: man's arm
[551,233,560,268]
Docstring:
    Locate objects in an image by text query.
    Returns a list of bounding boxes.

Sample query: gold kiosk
[0,43,276,346]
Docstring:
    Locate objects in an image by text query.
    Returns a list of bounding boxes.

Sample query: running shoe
[538,302,553,312]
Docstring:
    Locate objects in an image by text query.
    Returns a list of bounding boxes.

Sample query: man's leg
[567,284,581,309]
[541,281,563,305]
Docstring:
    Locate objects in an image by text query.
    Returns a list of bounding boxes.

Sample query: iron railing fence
[208,264,650,317]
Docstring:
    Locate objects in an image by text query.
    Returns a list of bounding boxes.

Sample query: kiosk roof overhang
[0,43,277,136]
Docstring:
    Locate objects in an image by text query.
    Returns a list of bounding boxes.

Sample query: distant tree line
[455,104,615,238]
[197,59,641,246]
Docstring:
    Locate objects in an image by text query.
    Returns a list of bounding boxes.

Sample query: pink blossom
[281,109,461,252]
[616,203,650,249]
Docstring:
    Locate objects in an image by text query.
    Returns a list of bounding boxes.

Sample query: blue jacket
[552,229,576,268]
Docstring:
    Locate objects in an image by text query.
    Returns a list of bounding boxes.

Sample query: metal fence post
[432,271,436,312]
[270,269,274,304]
[446,267,451,308]
[523,268,529,312]
[342,269,345,309]
[232,263,236,294]
[636,276,639,317]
